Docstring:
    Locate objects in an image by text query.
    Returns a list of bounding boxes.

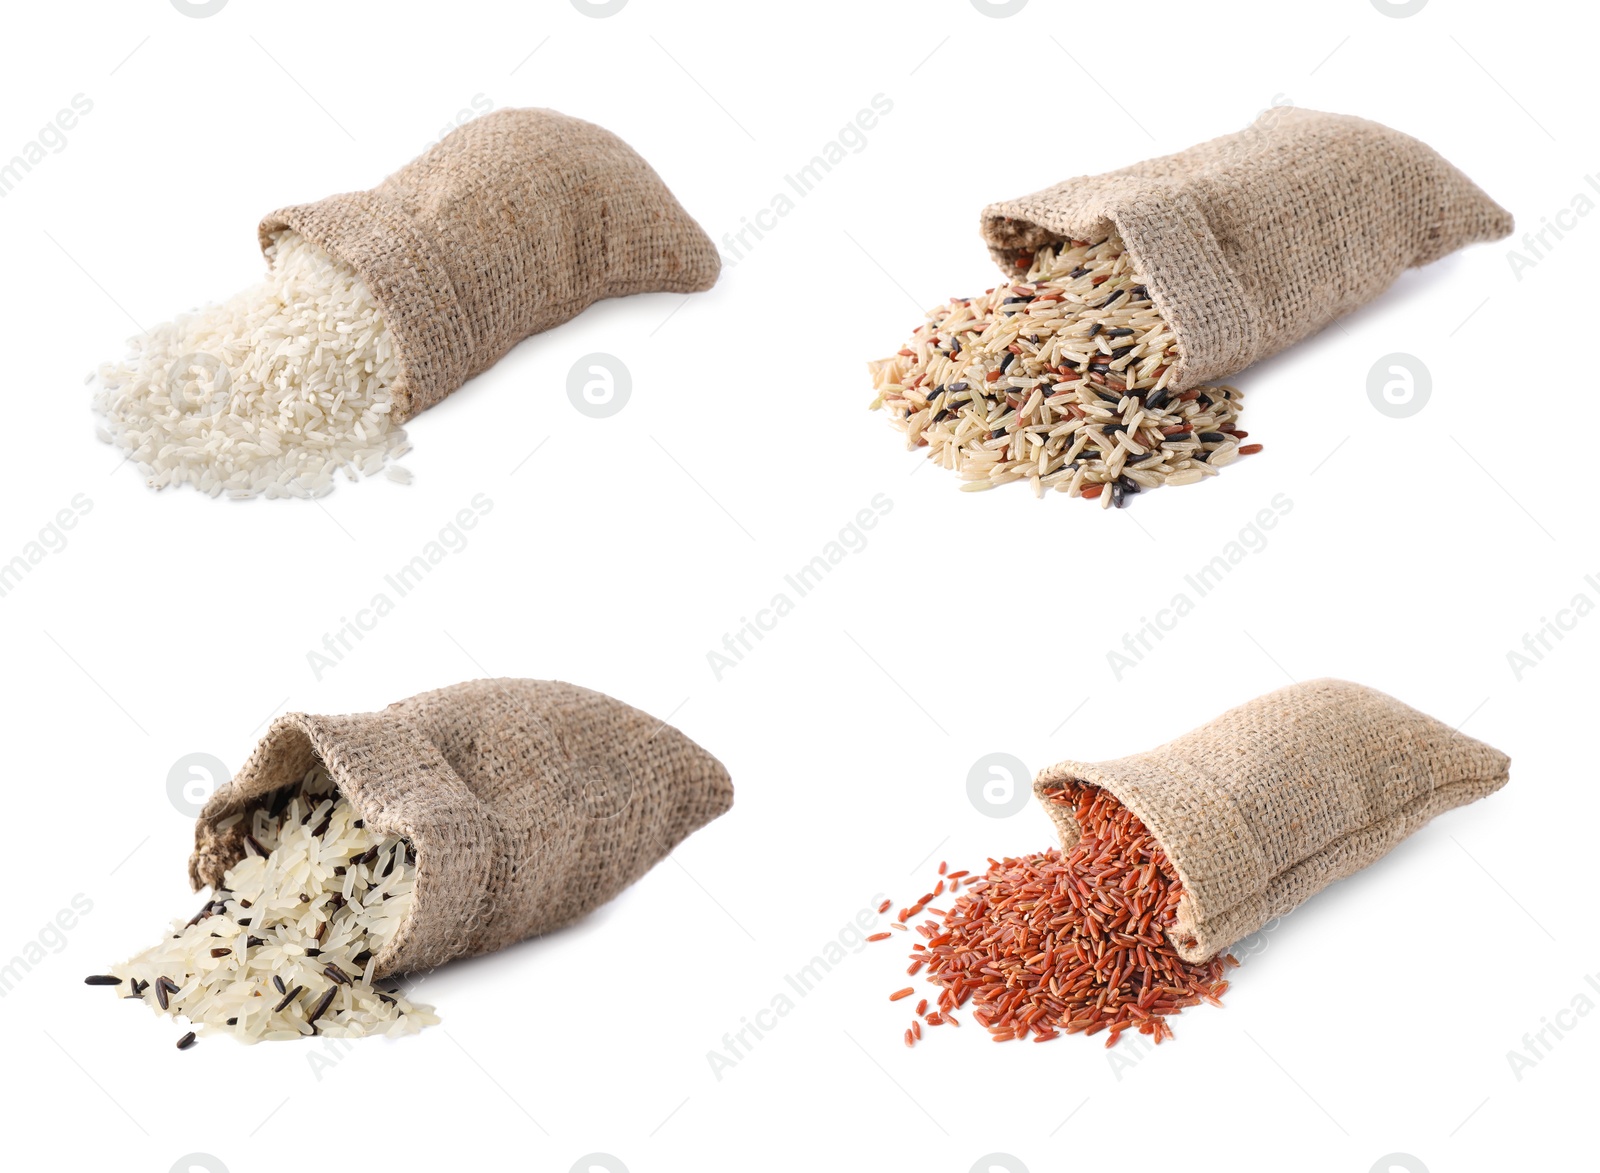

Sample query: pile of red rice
[884,784,1235,1047]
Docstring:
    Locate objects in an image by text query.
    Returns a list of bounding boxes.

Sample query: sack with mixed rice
[981,108,1513,390]
[189,678,734,977]
[258,107,721,421]
[1033,678,1509,961]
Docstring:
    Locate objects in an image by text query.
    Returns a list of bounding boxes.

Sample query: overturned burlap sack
[982,109,1512,390]
[190,678,733,977]
[259,108,720,420]
[1033,679,1509,962]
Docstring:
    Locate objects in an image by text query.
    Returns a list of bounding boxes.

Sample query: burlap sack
[1033,679,1509,962]
[981,109,1512,391]
[258,108,720,421]
[190,679,733,977]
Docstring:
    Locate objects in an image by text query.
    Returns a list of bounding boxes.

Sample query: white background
[0,1,1593,1170]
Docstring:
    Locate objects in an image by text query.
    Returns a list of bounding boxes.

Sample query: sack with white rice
[93,679,733,1046]
[91,108,719,498]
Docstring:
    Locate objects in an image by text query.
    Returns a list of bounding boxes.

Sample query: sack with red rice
[259,108,721,420]
[1033,678,1509,961]
[190,678,734,977]
[981,108,1512,390]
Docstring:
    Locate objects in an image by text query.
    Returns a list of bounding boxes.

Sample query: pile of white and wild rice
[869,235,1262,506]
[89,232,410,499]
[87,767,437,1047]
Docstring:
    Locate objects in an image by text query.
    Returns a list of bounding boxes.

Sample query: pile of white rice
[90,232,410,498]
[106,767,438,1043]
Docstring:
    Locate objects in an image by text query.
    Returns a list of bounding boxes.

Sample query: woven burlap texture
[191,679,733,978]
[259,108,720,420]
[981,108,1512,391]
[1034,679,1509,962]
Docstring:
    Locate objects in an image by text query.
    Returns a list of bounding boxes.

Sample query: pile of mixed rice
[869,235,1261,506]
[89,231,410,499]
[88,767,437,1047]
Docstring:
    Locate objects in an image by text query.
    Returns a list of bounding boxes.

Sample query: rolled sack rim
[1032,722,1511,964]
[259,192,471,423]
[190,710,504,979]
[978,180,1257,393]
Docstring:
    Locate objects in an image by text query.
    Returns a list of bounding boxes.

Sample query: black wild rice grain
[1199,432,1227,443]
[176,1031,196,1050]
[209,948,231,958]
[244,835,267,858]
[83,974,122,986]
[323,963,352,985]
[273,985,304,1013]
[306,987,337,1025]
[273,975,287,995]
